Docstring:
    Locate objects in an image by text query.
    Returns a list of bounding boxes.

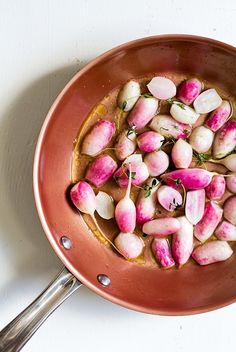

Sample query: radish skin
[193,88,222,114]
[170,103,200,124]
[86,154,117,187]
[226,172,236,193]
[205,100,231,132]
[192,241,233,265]
[152,238,175,268]
[113,158,149,188]
[137,131,164,152]
[194,201,223,242]
[172,216,193,266]
[185,189,205,225]
[117,80,141,111]
[150,115,191,139]
[171,139,193,168]
[128,95,158,129]
[177,78,202,105]
[161,168,213,190]
[114,232,144,259]
[70,181,96,214]
[144,150,169,176]
[136,178,160,225]
[189,126,214,153]
[205,175,225,200]
[215,221,236,241]
[142,218,181,237]
[81,120,115,156]
[115,129,136,160]
[213,120,236,159]
[223,196,236,225]
[157,185,182,212]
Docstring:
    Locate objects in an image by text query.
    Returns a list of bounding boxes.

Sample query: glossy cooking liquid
[71,73,235,267]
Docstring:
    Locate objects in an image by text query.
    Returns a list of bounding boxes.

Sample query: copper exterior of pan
[34,35,236,315]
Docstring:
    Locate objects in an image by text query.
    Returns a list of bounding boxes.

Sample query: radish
[210,154,236,171]
[161,168,213,190]
[194,201,223,242]
[117,80,141,111]
[127,95,158,129]
[177,78,202,105]
[192,241,233,265]
[193,88,222,114]
[115,128,136,160]
[96,191,115,220]
[114,232,144,259]
[213,120,236,159]
[223,196,236,225]
[172,216,193,266]
[137,131,164,152]
[205,175,225,200]
[152,238,175,268]
[157,185,183,212]
[170,102,200,124]
[205,100,232,132]
[215,221,236,241]
[226,172,236,193]
[185,189,205,225]
[171,139,193,168]
[144,150,169,176]
[70,181,123,255]
[86,154,117,187]
[149,114,191,139]
[81,119,116,156]
[189,126,214,153]
[147,76,176,100]
[115,164,136,233]
[136,178,160,225]
[142,218,181,237]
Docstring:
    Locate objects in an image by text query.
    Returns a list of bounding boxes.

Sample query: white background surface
[0,0,236,351]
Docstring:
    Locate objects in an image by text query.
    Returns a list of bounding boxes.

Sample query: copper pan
[1,34,236,352]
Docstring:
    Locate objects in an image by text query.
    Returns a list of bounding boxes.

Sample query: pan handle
[0,267,82,352]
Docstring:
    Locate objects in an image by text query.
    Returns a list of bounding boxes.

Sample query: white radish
[172,216,193,265]
[117,80,141,111]
[143,218,181,237]
[144,150,169,176]
[226,172,236,193]
[192,241,233,265]
[136,178,160,225]
[213,120,236,159]
[114,232,144,259]
[185,189,205,225]
[128,95,158,129]
[147,76,176,100]
[205,175,225,200]
[223,196,236,225]
[157,185,182,212]
[170,103,200,124]
[150,114,191,139]
[96,191,115,220]
[189,126,214,153]
[171,139,193,168]
[215,221,236,241]
[115,129,136,160]
[210,154,236,171]
[193,88,222,114]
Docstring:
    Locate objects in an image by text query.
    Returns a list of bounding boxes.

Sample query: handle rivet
[60,236,72,250]
[97,274,110,286]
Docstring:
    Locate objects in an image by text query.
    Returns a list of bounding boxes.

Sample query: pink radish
[115,165,136,233]
[147,76,176,100]
[161,168,213,190]
[171,139,193,168]
[137,131,164,152]
[192,241,233,265]
[144,150,169,176]
[127,95,158,129]
[117,80,141,111]
[81,119,115,156]
[177,78,202,105]
[170,102,200,124]
[70,181,123,255]
[194,201,223,242]
[142,218,181,237]
[210,154,236,171]
[114,232,144,259]
[149,115,191,139]
[226,172,236,193]
[205,100,232,132]
[193,88,222,114]
[136,178,160,225]
[189,126,214,153]
[223,196,236,225]
[152,238,175,268]
[215,221,236,241]
[86,154,117,187]
[157,185,182,212]
[213,120,236,159]
[205,175,225,200]
[172,216,193,266]
[185,189,205,225]
[115,129,136,160]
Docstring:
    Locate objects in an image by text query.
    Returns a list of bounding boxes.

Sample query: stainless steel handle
[0,267,82,352]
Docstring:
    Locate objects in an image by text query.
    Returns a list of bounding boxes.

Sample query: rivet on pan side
[97,274,111,286]
[60,236,72,250]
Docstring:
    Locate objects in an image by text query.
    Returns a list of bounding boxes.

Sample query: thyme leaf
[167,98,186,110]
[143,93,153,98]
[193,151,212,165]
[121,100,127,111]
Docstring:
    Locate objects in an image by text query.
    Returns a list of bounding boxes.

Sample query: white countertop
[1,1,236,351]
